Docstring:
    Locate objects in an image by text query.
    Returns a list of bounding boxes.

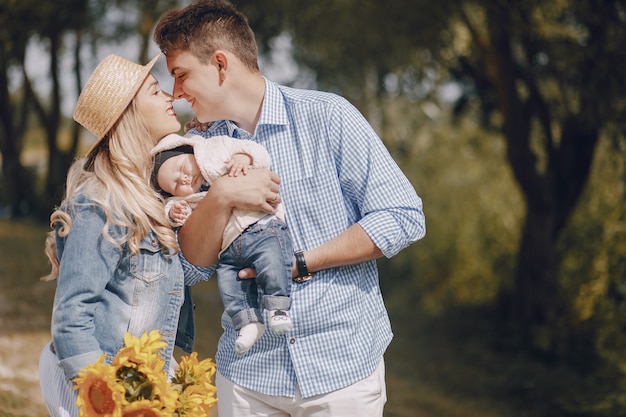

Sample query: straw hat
[73,53,161,157]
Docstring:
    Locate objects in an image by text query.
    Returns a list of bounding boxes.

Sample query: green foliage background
[1,0,626,415]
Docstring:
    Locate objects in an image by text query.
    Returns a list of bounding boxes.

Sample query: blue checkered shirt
[180,78,425,398]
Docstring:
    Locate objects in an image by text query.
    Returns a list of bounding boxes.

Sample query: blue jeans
[217,219,293,330]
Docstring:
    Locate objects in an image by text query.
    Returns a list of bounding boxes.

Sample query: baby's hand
[169,200,192,225]
[225,153,253,177]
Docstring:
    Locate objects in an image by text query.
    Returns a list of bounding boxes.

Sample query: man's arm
[297,224,381,276]
[178,168,280,267]
[290,97,423,277]
[239,223,383,279]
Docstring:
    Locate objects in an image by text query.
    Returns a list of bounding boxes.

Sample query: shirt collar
[257,77,289,128]
[208,77,289,138]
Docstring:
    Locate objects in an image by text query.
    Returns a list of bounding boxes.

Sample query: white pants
[39,342,78,417]
[216,359,387,417]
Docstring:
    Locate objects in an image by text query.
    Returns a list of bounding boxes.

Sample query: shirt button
[151,238,158,247]
[289,338,296,344]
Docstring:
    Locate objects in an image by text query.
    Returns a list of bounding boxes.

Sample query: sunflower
[174,388,210,417]
[112,330,167,371]
[173,352,216,388]
[115,362,177,413]
[172,352,218,416]
[174,386,218,417]
[119,399,171,417]
[75,331,217,417]
[74,354,125,417]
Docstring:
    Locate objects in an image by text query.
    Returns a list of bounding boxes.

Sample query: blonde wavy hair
[42,100,178,281]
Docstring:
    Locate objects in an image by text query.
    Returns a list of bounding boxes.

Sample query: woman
[38,53,279,417]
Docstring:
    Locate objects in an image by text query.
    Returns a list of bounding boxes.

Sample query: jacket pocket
[130,236,167,284]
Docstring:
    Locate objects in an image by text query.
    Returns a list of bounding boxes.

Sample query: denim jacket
[50,194,193,379]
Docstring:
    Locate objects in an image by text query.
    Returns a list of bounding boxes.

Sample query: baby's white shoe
[235,322,266,356]
[268,309,293,334]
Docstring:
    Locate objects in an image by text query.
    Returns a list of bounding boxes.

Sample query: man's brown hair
[154,0,259,72]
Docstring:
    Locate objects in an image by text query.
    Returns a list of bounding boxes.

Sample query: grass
[1,218,622,417]
[0,219,53,417]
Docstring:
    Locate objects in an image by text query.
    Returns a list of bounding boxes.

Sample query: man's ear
[214,51,228,77]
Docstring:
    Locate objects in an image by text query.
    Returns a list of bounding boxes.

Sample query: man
[154,1,426,415]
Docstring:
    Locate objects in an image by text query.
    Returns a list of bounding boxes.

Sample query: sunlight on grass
[0,333,51,417]
[0,219,53,417]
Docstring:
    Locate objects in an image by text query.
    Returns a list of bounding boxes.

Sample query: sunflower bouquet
[73,330,217,417]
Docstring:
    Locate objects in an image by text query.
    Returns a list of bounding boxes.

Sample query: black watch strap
[294,251,313,283]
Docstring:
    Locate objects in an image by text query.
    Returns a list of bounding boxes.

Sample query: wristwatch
[293,251,314,283]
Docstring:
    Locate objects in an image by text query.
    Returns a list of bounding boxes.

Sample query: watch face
[293,274,313,283]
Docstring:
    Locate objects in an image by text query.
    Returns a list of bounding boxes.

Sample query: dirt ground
[0,282,54,417]
[0,333,50,417]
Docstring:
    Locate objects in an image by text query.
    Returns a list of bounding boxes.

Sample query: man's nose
[172,79,184,99]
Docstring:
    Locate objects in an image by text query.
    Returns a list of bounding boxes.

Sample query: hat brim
[75,53,162,160]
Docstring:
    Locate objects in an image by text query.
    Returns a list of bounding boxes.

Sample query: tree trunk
[0,50,38,217]
[508,120,599,353]
[513,205,559,348]
[481,3,602,353]
[0,144,35,217]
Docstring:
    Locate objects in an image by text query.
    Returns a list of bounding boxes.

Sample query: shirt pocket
[130,236,167,284]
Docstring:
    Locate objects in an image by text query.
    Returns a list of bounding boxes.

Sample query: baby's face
[157,153,203,196]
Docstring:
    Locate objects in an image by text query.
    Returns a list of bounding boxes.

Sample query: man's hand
[238,255,297,280]
[211,168,281,214]
[238,268,256,279]
[177,168,282,267]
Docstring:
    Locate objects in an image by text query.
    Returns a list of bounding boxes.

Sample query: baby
[151,133,294,355]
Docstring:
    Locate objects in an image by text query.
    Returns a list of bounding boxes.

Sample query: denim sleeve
[51,202,123,379]
[328,97,426,258]
[176,230,216,285]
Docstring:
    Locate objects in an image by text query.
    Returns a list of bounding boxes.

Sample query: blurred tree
[0,0,90,216]
[0,0,183,217]
[38,0,90,213]
[233,0,626,352]
[451,1,626,353]
[0,0,49,217]
[109,0,182,63]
